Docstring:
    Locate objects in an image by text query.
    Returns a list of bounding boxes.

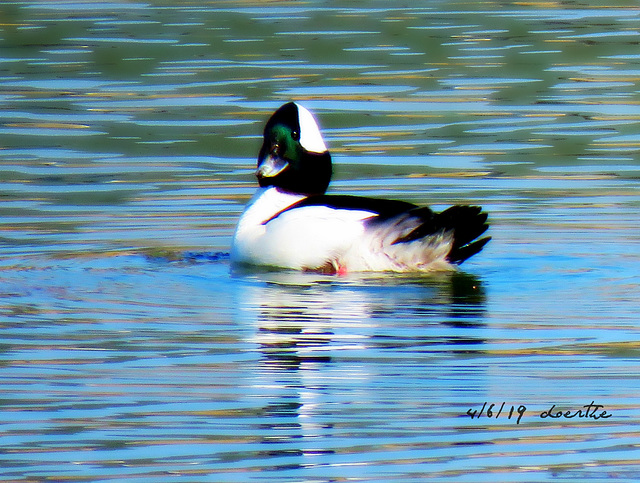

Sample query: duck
[230,102,490,274]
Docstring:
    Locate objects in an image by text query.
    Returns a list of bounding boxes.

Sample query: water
[1,1,640,481]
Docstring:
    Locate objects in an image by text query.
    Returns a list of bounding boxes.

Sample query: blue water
[1,1,640,481]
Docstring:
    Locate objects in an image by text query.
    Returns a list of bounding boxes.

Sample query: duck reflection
[238,270,487,369]
[233,271,487,469]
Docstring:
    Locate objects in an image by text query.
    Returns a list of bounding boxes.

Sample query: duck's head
[256,102,332,195]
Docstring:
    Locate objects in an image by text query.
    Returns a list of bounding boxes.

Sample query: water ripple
[1,1,640,481]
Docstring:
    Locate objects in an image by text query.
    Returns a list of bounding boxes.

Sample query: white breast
[231,187,375,270]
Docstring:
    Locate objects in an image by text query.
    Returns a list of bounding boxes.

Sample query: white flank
[295,103,327,153]
[342,227,454,272]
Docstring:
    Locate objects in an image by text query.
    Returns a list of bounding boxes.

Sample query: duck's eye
[291,130,300,141]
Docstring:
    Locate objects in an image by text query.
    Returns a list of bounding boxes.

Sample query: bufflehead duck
[231,102,490,273]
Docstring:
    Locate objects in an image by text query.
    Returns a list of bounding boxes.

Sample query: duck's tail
[437,205,490,264]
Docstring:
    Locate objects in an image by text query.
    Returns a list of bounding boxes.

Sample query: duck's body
[231,102,490,274]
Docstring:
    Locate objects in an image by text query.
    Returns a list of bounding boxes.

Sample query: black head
[256,102,332,195]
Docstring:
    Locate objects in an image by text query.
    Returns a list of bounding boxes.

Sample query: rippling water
[1,1,640,481]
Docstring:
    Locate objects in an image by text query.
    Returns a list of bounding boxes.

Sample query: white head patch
[295,103,328,153]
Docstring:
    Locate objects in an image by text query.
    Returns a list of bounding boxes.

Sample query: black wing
[263,194,418,224]
[392,205,490,265]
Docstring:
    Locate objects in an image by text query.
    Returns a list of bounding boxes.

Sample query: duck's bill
[256,154,289,179]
